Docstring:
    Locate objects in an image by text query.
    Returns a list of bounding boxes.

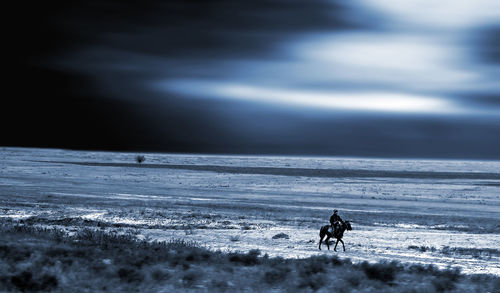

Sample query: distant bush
[441,246,499,259]
[241,223,252,230]
[135,155,146,163]
[272,232,290,239]
[408,245,436,252]
[408,245,499,260]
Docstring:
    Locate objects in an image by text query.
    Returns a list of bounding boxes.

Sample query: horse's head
[345,221,352,231]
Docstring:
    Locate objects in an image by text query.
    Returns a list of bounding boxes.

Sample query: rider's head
[334,209,338,214]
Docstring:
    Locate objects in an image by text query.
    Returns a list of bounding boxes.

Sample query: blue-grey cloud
[470,26,500,64]
[148,1,500,118]
[5,0,500,158]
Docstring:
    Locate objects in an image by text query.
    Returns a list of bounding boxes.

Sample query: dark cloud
[214,107,500,159]
[471,26,500,64]
[4,0,357,150]
[459,94,500,108]
[4,1,500,159]
[36,0,358,60]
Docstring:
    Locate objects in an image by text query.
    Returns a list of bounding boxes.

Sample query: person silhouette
[329,209,344,236]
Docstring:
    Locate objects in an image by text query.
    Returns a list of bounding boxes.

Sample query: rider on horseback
[330,209,344,236]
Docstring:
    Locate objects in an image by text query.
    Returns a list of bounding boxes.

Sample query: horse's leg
[334,239,339,252]
[340,239,345,252]
[325,236,331,250]
[318,235,324,250]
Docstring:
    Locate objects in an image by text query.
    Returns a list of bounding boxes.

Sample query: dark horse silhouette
[318,221,352,251]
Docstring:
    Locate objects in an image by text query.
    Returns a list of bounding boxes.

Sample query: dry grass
[1,221,498,292]
[408,245,499,260]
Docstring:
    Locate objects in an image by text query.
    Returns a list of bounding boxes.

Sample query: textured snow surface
[1,147,499,275]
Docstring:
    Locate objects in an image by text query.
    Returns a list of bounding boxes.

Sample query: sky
[4,0,500,158]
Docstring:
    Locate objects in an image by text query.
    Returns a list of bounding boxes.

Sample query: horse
[318,221,352,251]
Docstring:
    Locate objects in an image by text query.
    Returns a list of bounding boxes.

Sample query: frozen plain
[0,147,499,275]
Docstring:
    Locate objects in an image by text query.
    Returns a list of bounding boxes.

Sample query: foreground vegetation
[0,222,498,292]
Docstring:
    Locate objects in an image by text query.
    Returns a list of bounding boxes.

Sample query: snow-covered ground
[1,147,499,275]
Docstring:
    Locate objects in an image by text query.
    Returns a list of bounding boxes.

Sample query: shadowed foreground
[1,222,498,292]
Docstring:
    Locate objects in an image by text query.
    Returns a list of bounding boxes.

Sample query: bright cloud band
[159,80,460,114]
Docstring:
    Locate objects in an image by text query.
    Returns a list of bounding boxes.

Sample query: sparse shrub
[440,246,499,259]
[229,249,261,266]
[241,224,252,230]
[248,249,261,260]
[39,274,59,291]
[184,227,195,235]
[211,279,229,290]
[132,254,152,268]
[408,263,428,274]
[267,256,286,268]
[90,261,107,273]
[297,271,325,290]
[10,271,58,292]
[51,227,65,243]
[263,263,291,284]
[1,245,31,262]
[136,155,146,163]
[330,255,343,266]
[117,266,143,283]
[166,239,199,249]
[470,274,495,284]
[151,268,169,281]
[493,278,500,292]
[201,252,212,260]
[185,252,197,262]
[182,268,202,287]
[44,247,73,258]
[272,233,290,240]
[361,261,398,283]
[345,274,361,287]
[441,246,452,255]
[407,245,436,252]
[436,267,461,283]
[165,244,207,267]
[295,257,330,290]
[432,276,456,292]
[10,271,34,291]
[424,264,440,275]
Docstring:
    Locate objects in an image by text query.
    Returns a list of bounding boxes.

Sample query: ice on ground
[0,210,34,219]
